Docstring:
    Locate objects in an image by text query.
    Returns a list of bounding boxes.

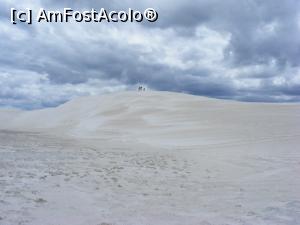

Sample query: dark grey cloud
[0,0,300,109]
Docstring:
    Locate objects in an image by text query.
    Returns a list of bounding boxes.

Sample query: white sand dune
[0,91,300,225]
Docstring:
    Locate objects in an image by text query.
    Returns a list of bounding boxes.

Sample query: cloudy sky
[1,0,300,109]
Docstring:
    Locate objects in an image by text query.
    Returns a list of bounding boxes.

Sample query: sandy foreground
[0,91,299,225]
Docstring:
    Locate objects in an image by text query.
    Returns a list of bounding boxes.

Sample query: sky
[1,0,300,109]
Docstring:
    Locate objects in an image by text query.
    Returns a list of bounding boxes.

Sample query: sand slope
[3,91,300,147]
[0,91,300,225]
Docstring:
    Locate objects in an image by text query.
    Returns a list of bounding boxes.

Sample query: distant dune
[0,91,300,225]
[2,91,300,147]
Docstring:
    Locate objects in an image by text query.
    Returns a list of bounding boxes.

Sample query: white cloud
[0,69,128,109]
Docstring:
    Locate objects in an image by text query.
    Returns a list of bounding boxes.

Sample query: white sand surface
[0,91,299,225]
